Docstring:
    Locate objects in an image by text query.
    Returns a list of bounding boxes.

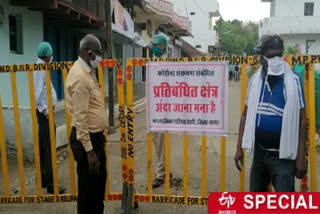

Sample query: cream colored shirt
[65,57,107,152]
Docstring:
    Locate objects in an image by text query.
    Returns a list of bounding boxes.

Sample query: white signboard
[146,61,228,136]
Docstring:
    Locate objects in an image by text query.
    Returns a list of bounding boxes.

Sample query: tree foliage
[284,46,299,55]
[215,18,259,56]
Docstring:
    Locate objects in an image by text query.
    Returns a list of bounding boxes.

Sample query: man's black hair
[257,35,284,56]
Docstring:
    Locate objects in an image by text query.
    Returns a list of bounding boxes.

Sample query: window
[306,40,316,54]
[304,2,314,16]
[9,14,23,54]
[195,45,202,49]
[208,46,215,54]
[9,15,17,52]
[0,6,4,24]
[190,12,195,15]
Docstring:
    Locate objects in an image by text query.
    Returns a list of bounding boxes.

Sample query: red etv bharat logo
[218,192,236,209]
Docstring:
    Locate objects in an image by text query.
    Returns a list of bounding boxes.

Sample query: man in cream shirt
[65,34,107,214]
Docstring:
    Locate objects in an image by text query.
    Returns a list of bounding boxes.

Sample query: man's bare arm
[234,106,248,171]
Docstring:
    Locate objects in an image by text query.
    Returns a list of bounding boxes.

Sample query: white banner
[146,61,228,136]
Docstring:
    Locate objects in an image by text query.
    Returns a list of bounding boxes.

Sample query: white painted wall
[261,0,320,36]
[259,16,320,36]
[270,0,276,17]
[169,0,219,53]
[260,0,320,56]
[272,0,320,17]
[282,34,320,54]
[170,0,219,17]
[0,0,43,107]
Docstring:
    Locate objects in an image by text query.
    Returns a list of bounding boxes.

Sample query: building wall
[270,0,276,17]
[170,0,219,53]
[0,1,44,161]
[260,0,320,56]
[261,0,320,36]
[282,34,320,54]
[0,0,43,107]
[137,17,161,43]
[273,0,320,17]
[134,3,184,57]
[259,15,320,37]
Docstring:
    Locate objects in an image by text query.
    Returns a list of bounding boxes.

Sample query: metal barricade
[121,55,318,213]
[0,60,124,204]
[0,55,317,212]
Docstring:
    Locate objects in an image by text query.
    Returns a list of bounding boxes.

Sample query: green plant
[284,46,299,55]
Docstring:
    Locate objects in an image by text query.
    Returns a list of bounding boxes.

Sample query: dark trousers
[36,110,55,187]
[250,144,295,192]
[229,71,233,81]
[70,127,107,214]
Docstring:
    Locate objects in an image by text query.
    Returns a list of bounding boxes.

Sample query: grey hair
[79,34,101,51]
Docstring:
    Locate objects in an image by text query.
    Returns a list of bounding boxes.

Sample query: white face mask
[89,55,102,69]
[263,56,285,76]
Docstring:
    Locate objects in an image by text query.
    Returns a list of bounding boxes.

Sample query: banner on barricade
[146,61,228,136]
[208,192,320,214]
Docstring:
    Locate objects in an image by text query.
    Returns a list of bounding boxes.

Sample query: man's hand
[234,148,244,171]
[87,150,100,175]
[45,111,54,120]
[295,157,307,179]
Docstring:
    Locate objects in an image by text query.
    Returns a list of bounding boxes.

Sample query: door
[44,22,83,100]
[44,25,61,99]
